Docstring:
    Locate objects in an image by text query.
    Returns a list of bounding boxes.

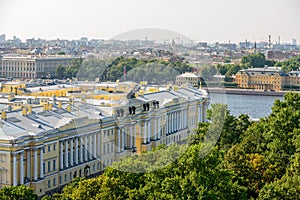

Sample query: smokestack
[278,36,280,45]
[268,35,271,49]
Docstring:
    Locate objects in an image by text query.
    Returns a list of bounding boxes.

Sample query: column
[176,112,178,131]
[144,122,147,144]
[40,147,43,179]
[93,133,97,157]
[84,135,88,161]
[20,152,24,184]
[60,142,63,169]
[178,111,181,130]
[80,136,83,163]
[185,110,187,128]
[173,113,175,133]
[154,118,157,140]
[13,153,17,186]
[148,120,151,142]
[117,128,121,153]
[175,112,177,131]
[27,150,31,180]
[133,125,136,147]
[75,138,79,165]
[169,113,171,134]
[158,117,161,139]
[122,129,125,151]
[129,125,133,148]
[181,111,184,129]
[70,139,74,166]
[65,140,69,168]
[33,149,38,181]
[171,113,174,133]
[198,107,200,122]
[200,106,203,122]
[89,134,93,160]
[97,132,101,158]
[166,114,169,134]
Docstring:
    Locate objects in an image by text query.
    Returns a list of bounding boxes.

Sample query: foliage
[275,54,300,72]
[241,53,266,68]
[55,56,192,81]
[0,185,38,200]
[55,65,65,79]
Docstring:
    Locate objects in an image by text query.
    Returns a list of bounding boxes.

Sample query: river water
[209,93,283,119]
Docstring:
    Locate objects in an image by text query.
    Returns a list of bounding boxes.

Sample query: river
[209,93,283,119]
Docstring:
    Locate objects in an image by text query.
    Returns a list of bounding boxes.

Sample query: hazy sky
[0,0,299,43]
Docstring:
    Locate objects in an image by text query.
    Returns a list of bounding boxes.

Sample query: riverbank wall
[205,88,296,97]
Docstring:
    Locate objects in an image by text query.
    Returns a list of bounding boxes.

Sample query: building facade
[0,83,209,197]
[234,67,300,91]
[176,72,202,87]
[0,56,74,79]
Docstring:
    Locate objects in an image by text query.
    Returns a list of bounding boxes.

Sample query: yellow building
[0,82,209,197]
[235,67,290,91]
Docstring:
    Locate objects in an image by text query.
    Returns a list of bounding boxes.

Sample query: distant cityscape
[0,33,298,61]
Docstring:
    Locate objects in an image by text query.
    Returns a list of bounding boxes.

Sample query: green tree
[0,185,38,200]
[55,65,66,79]
[241,53,266,68]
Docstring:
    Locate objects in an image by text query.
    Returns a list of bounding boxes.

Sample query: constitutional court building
[0,83,209,196]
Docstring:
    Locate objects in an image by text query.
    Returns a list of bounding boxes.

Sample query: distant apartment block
[0,56,75,79]
[265,50,290,61]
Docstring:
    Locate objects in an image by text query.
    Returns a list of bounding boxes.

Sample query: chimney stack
[1,111,7,120]
[22,107,27,116]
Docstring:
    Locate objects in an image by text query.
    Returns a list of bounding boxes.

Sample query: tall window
[53,178,56,186]
[48,161,51,172]
[53,160,56,171]
[43,163,46,174]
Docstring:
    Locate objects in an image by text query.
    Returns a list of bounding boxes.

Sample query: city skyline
[0,0,300,43]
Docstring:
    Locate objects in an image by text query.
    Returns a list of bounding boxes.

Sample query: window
[43,147,45,153]
[59,176,62,184]
[64,174,67,182]
[53,160,56,171]
[48,161,51,172]
[53,144,56,151]
[0,154,6,162]
[48,145,51,152]
[48,180,51,188]
[43,163,46,174]
[53,178,56,186]
[103,144,106,154]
